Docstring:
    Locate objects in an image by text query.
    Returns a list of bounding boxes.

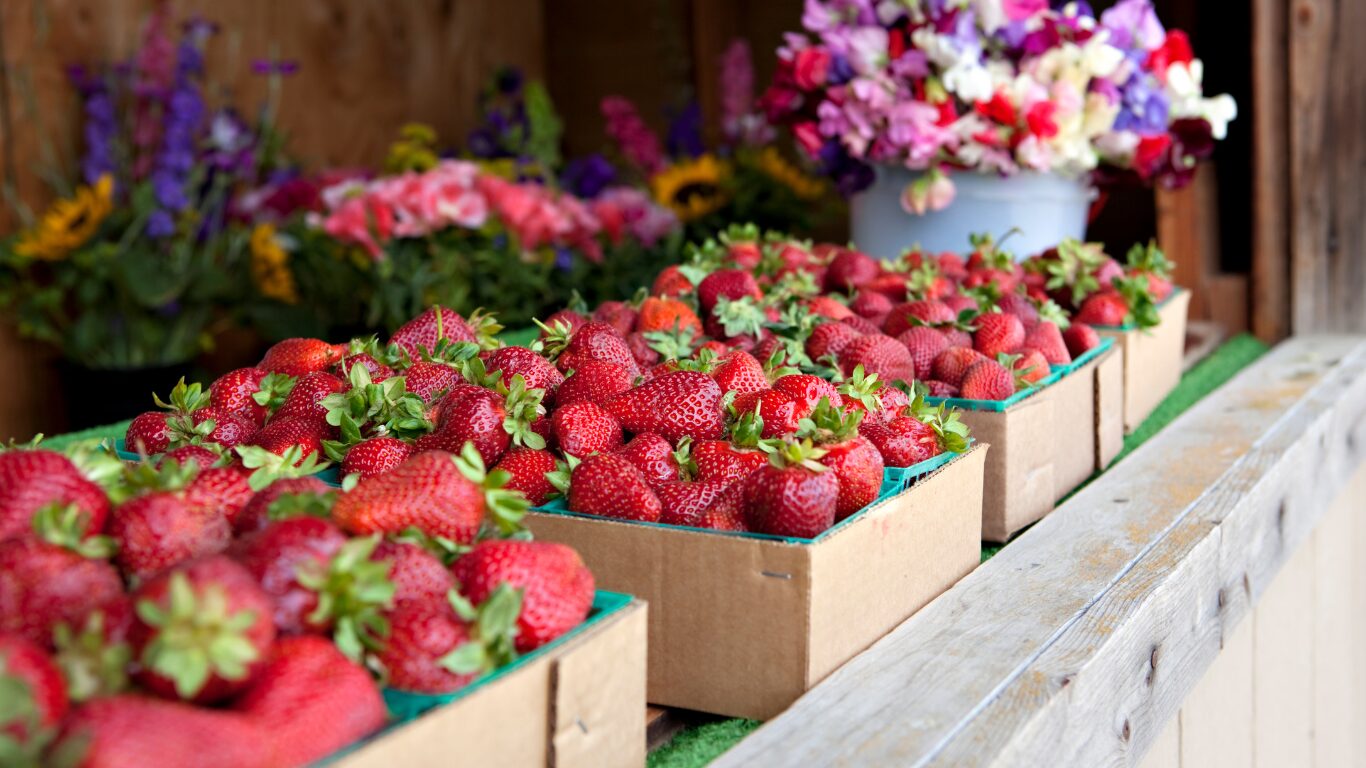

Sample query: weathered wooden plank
[1252,534,1315,767]
[1250,0,1289,342]
[714,337,1366,768]
[1311,468,1361,768]
[1177,619,1252,768]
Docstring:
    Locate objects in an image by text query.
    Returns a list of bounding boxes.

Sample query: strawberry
[770,374,843,419]
[657,480,734,527]
[484,346,565,404]
[0,449,110,543]
[211,368,292,426]
[373,539,456,607]
[637,296,702,336]
[604,370,726,443]
[567,453,662,522]
[711,350,769,394]
[805,321,862,362]
[805,295,854,320]
[417,379,544,466]
[1014,348,1051,384]
[592,300,638,336]
[726,240,764,269]
[403,361,463,404]
[931,347,986,387]
[973,312,1026,357]
[243,417,328,464]
[124,412,172,455]
[227,517,350,634]
[1074,291,1129,326]
[259,337,346,377]
[273,370,347,423]
[838,334,916,385]
[1063,322,1101,357]
[1023,320,1071,365]
[125,378,215,455]
[57,694,268,768]
[333,446,527,542]
[539,309,587,337]
[336,352,395,383]
[834,366,908,423]
[0,526,122,647]
[130,555,276,703]
[190,407,257,450]
[0,633,68,747]
[849,290,894,320]
[342,436,412,479]
[545,322,638,376]
[823,249,880,293]
[233,476,332,535]
[863,272,910,301]
[696,484,749,531]
[555,360,636,408]
[158,444,223,469]
[493,448,560,507]
[651,265,696,297]
[960,358,1017,400]
[615,433,680,488]
[627,331,663,369]
[997,292,1040,328]
[799,400,884,519]
[732,390,801,438]
[388,306,479,358]
[860,416,942,467]
[697,269,762,316]
[374,597,483,693]
[184,466,254,527]
[942,293,978,317]
[691,440,768,484]
[110,472,232,581]
[741,440,839,537]
[231,635,386,767]
[451,539,594,652]
[552,401,624,458]
[883,299,955,337]
[925,380,959,397]
[841,314,882,335]
[898,326,950,380]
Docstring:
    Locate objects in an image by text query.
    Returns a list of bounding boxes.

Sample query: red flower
[793,48,832,91]
[888,29,907,61]
[1147,31,1194,80]
[1025,101,1058,139]
[792,121,824,156]
[975,91,1017,126]
[1133,134,1172,180]
[935,100,958,127]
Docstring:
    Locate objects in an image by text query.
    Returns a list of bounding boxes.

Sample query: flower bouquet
[762,0,1237,257]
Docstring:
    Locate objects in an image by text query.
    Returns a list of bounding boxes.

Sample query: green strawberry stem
[52,610,132,702]
[453,443,529,537]
[297,535,396,664]
[767,438,829,472]
[500,375,547,451]
[135,572,262,700]
[251,372,297,414]
[32,505,117,559]
[237,445,332,492]
[440,585,522,676]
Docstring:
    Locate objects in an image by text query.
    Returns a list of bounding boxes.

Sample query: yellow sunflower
[385,122,440,173]
[755,147,825,200]
[249,223,299,304]
[650,154,731,222]
[14,174,114,261]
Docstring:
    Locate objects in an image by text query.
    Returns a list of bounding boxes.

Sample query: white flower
[973,0,1009,33]
[944,61,995,103]
[1200,94,1238,140]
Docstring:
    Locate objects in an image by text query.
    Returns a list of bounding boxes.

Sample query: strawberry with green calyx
[732,390,801,438]
[452,539,594,653]
[273,371,348,424]
[109,462,234,581]
[910,387,971,454]
[0,447,113,544]
[231,516,356,640]
[375,586,519,694]
[52,607,133,703]
[322,364,435,453]
[771,373,844,419]
[483,346,566,403]
[292,534,396,662]
[236,444,330,493]
[388,306,480,360]
[0,523,124,646]
[131,556,276,703]
[711,349,769,395]
[766,269,822,301]
[260,337,347,377]
[706,295,769,340]
[0,633,68,762]
[29,504,116,560]
[1113,274,1161,328]
[691,406,773,483]
[799,400,885,520]
[643,322,699,362]
[245,371,296,421]
[904,259,953,301]
[1124,240,1175,302]
[1013,349,1050,385]
[741,439,839,538]
[125,378,210,455]
[210,368,279,426]
[466,308,505,351]
[567,453,663,522]
[373,538,458,604]
[1030,237,1107,307]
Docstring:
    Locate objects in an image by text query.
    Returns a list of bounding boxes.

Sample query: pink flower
[1003,0,1048,22]
[900,168,955,215]
[792,48,832,91]
[591,187,679,247]
[601,97,665,175]
[321,196,391,259]
[792,121,825,156]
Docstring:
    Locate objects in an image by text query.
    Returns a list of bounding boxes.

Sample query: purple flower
[251,58,299,76]
[146,210,176,238]
[561,155,617,199]
[147,27,208,237]
[554,247,575,272]
[666,102,704,159]
[1100,0,1164,53]
[206,109,256,175]
[1113,74,1169,134]
[78,85,118,185]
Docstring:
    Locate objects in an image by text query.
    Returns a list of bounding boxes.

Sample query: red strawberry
[805,295,854,320]
[931,347,986,387]
[493,448,560,506]
[898,326,950,380]
[973,312,1026,357]
[691,440,768,484]
[1014,348,1051,384]
[130,555,276,703]
[57,694,268,768]
[697,269,762,316]
[404,361,463,404]
[184,466,254,526]
[451,539,594,652]
[0,535,122,647]
[388,306,479,358]
[555,360,636,408]
[342,436,412,479]
[943,293,978,317]
[228,516,350,635]
[838,335,916,385]
[418,388,528,467]
[823,249,880,292]
[1075,291,1129,326]
[998,292,1040,328]
[615,433,680,488]
[0,450,110,543]
[552,322,638,375]
[373,539,455,607]
[233,476,332,535]
[805,321,863,362]
[374,598,479,693]
[733,389,801,438]
[960,358,1016,400]
[943,327,973,348]
[158,444,222,470]
[849,290,894,320]
[741,441,839,537]
[860,416,942,467]
[540,309,587,336]
[333,447,525,542]
[592,300,638,336]
[604,371,725,443]
[841,314,882,335]
[125,412,172,455]
[111,490,232,581]
[656,480,734,527]
[1063,322,1101,357]
[259,338,346,377]
[336,352,395,383]
[770,374,843,419]
[208,367,272,425]
[711,350,768,395]
[925,380,959,397]
[637,296,702,336]
[190,407,256,449]
[1023,320,1071,365]
[273,371,347,424]
[567,453,662,522]
[626,331,661,369]
[231,635,386,767]
[727,240,764,269]
[864,272,910,300]
[552,401,623,458]
[696,484,749,531]
[651,265,696,297]
[0,633,68,743]
[484,346,565,404]
[820,436,884,520]
[884,299,955,337]
[244,417,328,464]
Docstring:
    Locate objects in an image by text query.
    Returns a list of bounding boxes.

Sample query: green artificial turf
[647,720,763,768]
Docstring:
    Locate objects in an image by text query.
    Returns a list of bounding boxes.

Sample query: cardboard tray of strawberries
[1093,289,1190,432]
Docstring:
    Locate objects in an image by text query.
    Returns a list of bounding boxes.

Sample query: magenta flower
[601,96,665,176]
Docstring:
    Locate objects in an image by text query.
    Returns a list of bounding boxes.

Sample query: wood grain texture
[713,336,1366,768]
[1250,0,1289,342]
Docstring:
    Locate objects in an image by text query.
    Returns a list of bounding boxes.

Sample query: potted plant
[761,0,1237,259]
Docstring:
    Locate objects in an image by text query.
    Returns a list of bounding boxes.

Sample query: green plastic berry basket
[924,336,1115,413]
[530,451,965,545]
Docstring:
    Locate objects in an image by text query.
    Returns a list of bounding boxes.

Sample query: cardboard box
[524,447,987,720]
[941,342,1123,543]
[1095,289,1190,433]
[332,593,648,768]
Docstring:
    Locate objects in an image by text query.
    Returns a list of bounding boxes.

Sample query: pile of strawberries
[0,430,594,766]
